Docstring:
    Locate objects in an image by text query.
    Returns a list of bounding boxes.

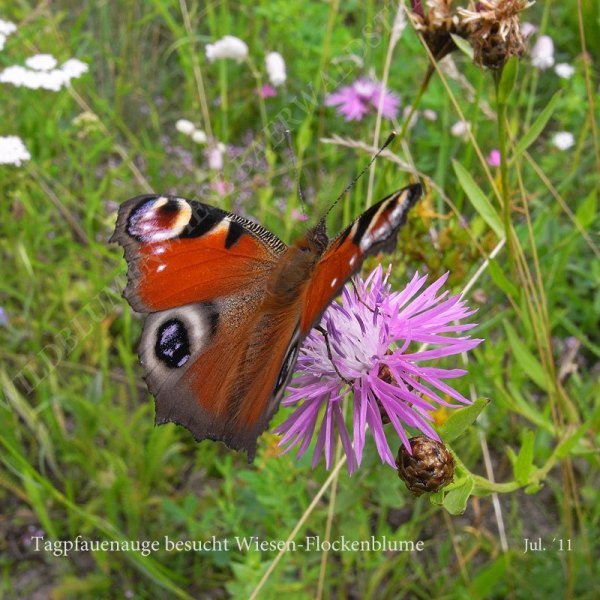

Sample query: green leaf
[452,160,504,238]
[503,321,548,390]
[472,557,507,598]
[439,398,490,442]
[488,258,518,299]
[556,421,588,459]
[514,430,535,485]
[513,92,561,159]
[497,57,519,105]
[450,33,474,59]
[575,191,598,229]
[443,477,474,515]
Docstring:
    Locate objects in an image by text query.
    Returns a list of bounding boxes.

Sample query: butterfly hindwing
[300,184,422,334]
[138,294,298,458]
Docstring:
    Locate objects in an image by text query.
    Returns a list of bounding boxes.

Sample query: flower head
[291,207,309,222]
[0,19,17,51]
[325,78,399,122]
[175,118,196,136]
[520,21,537,39]
[554,63,574,79]
[487,149,501,167]
[25,54,57,71]
[0,55,88,91]
[257,83,277,98]
[451,119,470,139]
[205,35,248,63]
[458,0,531,69]
[410,0,468,61]
[276,266,482,474]
[207,144,225,170]
[0,135,31,166]
[552,131,574,151]
[265,52,286,87]
[531,35,554,70]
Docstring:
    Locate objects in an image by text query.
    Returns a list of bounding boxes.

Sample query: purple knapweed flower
[276,266,482,474]
[325,78,400,122]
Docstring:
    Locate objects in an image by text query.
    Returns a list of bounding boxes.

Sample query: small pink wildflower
[487,149,501,167]
[291,207,309,222]
[258,84,277,98]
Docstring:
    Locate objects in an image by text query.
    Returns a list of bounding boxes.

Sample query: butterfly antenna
[285,129,307,220]
[322,130,397,221]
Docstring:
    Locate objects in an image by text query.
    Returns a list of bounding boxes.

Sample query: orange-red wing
[111,194,287,313]
[300,184,422,334]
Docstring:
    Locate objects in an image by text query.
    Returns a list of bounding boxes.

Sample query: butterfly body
[112,183,421,459]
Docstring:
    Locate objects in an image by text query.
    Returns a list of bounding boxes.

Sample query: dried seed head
[458,0,532,69]
[410,0,470,60]
[396,436,455,495]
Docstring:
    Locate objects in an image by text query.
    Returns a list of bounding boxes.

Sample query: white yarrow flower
[451,120,470,140]
[554,63,575,79]
[423,109,438,122]
[265,52,286,86]
[0,135,31,166]
[0,55,88,91]
[0,19,17,51]
[0,19,17,36]
[61,58,88,80]
[25,54,58,71]
[191,129,207,144]
[531,35,554,70]
[175,119,196,136]
[205,36,248,63]
[552,131,574,151]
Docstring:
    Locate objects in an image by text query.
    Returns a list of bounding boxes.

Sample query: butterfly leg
[315,325,352,385]
[349,278,376,313]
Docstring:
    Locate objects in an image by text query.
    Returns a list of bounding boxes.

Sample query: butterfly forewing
[300,184,422,335]
[110,194,286,313]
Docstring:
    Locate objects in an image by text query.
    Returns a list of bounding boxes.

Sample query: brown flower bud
[396,436,455,496]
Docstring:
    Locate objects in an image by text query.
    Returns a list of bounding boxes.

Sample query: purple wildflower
[487,149,501,167]
[325,78,400,122]
[257,84,277,98]
[276,266,482,474]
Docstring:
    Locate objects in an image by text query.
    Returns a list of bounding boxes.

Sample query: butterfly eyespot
[155,318,191,368]
[127,196,192,242]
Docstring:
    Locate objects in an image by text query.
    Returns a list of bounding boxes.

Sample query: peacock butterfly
[111,182,422,459]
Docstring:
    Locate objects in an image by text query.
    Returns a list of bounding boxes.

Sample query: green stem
[397,64,435,142]
[495,72,514,271]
